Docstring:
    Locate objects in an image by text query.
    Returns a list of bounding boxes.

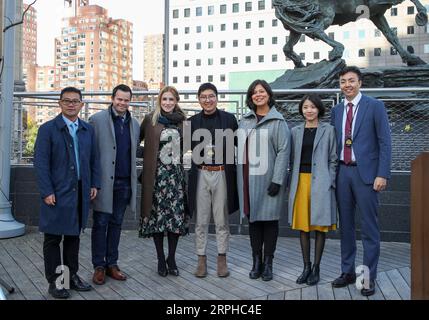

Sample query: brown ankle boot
[194,255,207,278]
[217,255,230,278]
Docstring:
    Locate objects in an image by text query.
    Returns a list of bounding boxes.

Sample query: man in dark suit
[34,87,100,299]
[330,66,392,296]
[187,83,239,278]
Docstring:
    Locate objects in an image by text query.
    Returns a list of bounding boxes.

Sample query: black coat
[187,109,239,217]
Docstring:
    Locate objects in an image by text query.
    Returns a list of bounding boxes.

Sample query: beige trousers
[195,169,230,256]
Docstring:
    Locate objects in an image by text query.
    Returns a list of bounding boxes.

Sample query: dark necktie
[344,103,354,164]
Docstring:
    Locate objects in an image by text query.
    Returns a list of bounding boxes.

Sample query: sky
[32,0,165,80]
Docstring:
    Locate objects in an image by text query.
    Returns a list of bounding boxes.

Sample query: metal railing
[9,88,429,172]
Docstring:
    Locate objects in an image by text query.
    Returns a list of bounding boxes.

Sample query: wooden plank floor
[0,229,411,300]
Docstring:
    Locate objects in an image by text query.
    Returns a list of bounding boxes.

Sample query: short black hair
[198,83,218,97]
[339,66,362,81]
[60,87,82,101]
[246,79,276,111]
[299,94,326,118]
[112,84,133,99]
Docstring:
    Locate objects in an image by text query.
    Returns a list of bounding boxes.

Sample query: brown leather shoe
[106,266,127,281]
[92,267,106,285]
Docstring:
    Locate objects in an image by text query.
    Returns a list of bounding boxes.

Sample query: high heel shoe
[296,262,312,284]
[158,259,168,277]
[166,256,179,276]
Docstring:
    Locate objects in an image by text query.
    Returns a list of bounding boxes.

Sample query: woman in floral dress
[139,86,188,277]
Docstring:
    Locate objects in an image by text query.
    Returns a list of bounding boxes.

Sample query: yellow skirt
[292,173,337,233]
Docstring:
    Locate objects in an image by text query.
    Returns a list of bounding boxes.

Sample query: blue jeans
[91,178,131,269]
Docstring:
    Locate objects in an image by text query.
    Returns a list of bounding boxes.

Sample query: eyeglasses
[61,99,82,105]
[199,95,217,101]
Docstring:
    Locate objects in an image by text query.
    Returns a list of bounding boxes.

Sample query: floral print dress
[139,127,187,238]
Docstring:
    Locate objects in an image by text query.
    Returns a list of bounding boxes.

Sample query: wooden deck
[0,229,411,300]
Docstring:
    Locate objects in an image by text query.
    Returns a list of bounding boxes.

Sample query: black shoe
[249,254,263,280]
[158,259,168,277]
[296,262,312,284]
[166,256,179,276]
[261,255,273,281]
[70,274,92,292]
[306,264,320,286]
[361,280,376,296]
[48,283,70,299]
[332,273,356,288]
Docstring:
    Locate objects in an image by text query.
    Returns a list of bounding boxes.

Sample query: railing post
[411,152,429,300]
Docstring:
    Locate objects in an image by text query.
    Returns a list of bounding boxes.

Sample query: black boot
[249,254,262,279]
[261,256,273,281]
[306,264,320,286]
[296,262,312,284]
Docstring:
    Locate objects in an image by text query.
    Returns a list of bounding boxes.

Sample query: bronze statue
[273,0,428,68]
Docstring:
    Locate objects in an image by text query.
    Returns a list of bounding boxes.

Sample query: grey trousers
[195,169,230,256]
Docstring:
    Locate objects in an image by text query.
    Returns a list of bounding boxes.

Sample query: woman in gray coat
[288,95,338,286]
[237,80,291,281]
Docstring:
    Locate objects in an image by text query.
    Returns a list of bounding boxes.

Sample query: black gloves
[267,182,281,197]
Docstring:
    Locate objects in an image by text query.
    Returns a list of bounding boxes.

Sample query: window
[424,44,429,53]
[259,20,265,28]
[196,42,202,49]
[208,75,213,82]
[220,41,226,48]
[233,22,239,30]
[259,55,264,63]
[258,1,265,10]
[173,60,178,67]
[173,28,178,35]
[184,43,190,50]
[259,38,264,45]
[196,7,202,16]
[208,25,214,32]
[220,74,226,82]
[208,58,213,65]
[343,31,350,39]
[196,26,202,33]
[374,29,381,37]
[358,49,366,57]
[173,44,178,51]
[408,6,415,15]
[374,48,382,56]
[314,52,320,59]
[272,54,278,62]
[328,32,335,40]
[208,42,214,49]
[221,24,226,31]
[184,76,189,83]
[246,21,251,29]
[173,9,179,19]
[390,47,398,55]
[246,39,251,46]
[184,60,190,67]
[233,57,238,64]
[300,35,306,42]
[246,56,251,63]
[233,3,239,13]
[391,27,398,35]
[196,75,201,83]
[208,5,214,15]
[185,27,190,34]
[220,4,227,14]
[358,30,365,39]
[272,19,278,27]
[233,40,238,47]
[220,58,226,65]
[272,37,278,44]
[245,2,252,11]
[391,8,398,16]
[196,59,201,66]
[407,26,415,34]
[173,76,178,83]
[184,8,190,17]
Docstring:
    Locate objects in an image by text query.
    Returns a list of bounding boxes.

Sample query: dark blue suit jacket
[330,95,392,184]
[34,115,101,236]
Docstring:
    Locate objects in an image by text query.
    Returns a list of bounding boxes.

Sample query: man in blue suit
[330,66,391,296]
[34,87,100,299]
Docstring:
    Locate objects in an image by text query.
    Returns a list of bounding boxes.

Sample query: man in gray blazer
[89,84,140,285]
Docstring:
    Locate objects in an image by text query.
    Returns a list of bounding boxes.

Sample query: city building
[167,0,429,93]
[54,0,134,92]
[34,66,56,125]
[22,2,37,92]
[144,34,165,90]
